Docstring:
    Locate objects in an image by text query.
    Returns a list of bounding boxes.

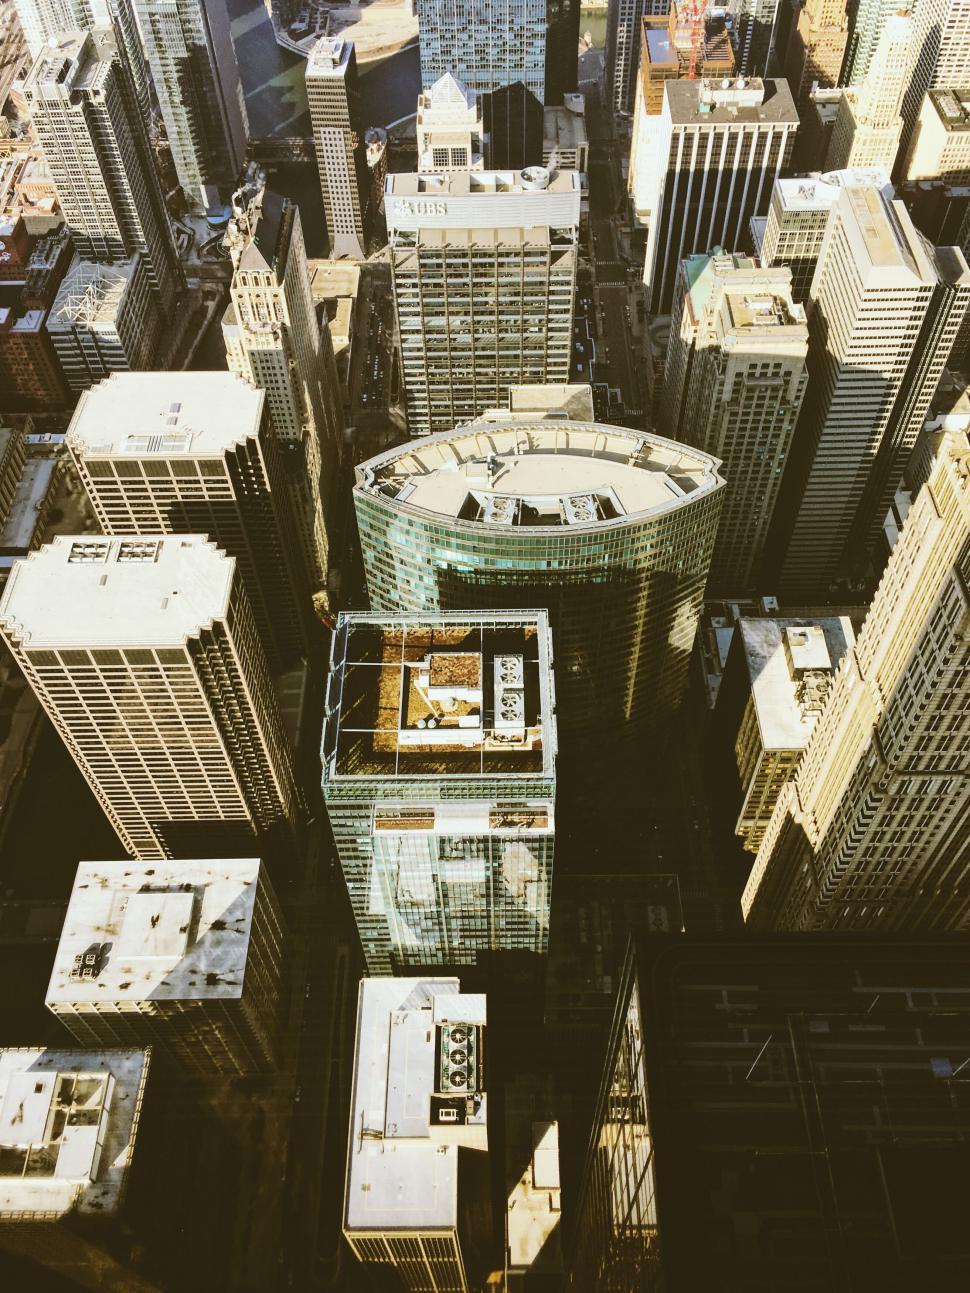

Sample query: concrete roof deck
[0,534,235,649]
[357,422,722,530]
[0,1047,149,1220]
[345,978,486,1234]
[775,168,892,212]
[840,187,935,282]
[665,77,798,124]
[46,859,263,1006]
[66,372,264,458]
[741,616,855,750]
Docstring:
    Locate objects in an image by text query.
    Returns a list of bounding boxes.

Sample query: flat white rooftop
[775,168,892,212]
[345,978,486,1234]
[66,372,264,458]
[0,1048,149,1220]
[840,187,935,284]
[0,534,234,649]
[357,422,723,528]
[47,859,264,1006]
[306,34,352,74]
[741,616,855,749]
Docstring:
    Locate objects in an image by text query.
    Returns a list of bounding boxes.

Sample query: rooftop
[66,372,264,458]
[306,34,352,74]
[24,27,115,99]
[324,612,555,779]
[839,186,936,283]
[774,168,892,211]
[722,288,806,334]
[420,71,477,113]
[0,1047,149,1219]
[739,616,855,749]
[47,257,135,332]
[0,457,56,554]
[308,259,360,303]
[345,978,487,1234]
[356,421,723,529]
[619,936,970,1286]
[46,859,264,1006]
[929,88,970,131]
[645,25,676,65]
[665,77,798,125]
[0,534,235,649]
[386,168,580,198]
[543,101,588,153]
[505,383,595,421]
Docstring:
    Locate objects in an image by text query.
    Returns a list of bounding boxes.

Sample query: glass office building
[322,612,557,974]
[353,421,725,740]
[567,934,970,1290]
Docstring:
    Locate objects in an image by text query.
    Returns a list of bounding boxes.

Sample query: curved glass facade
[354,421,724,739]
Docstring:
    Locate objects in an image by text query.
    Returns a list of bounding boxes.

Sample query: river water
[225,0,605,253]
[228,0,606,137]
[227,0,420,135]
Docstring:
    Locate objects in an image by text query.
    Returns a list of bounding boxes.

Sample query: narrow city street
[583,82,649,425]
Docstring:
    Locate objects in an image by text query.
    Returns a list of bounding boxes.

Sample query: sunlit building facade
[744,428,970,932]
[0,535,300,860]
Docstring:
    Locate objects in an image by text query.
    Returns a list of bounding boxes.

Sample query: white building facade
[0,535,301,859]
[386,168,580,436]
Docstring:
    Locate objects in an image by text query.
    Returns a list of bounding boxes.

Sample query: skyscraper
[416,73,486,172]
[0,1046,153,1287]
[305,37,368,259]
[730,0,781,77]
[744,428,970,931]
[717,614,854,852]
[660,251,808,592]
[14,0,152,124]
[825,13,913,171]
[65,371,313,669]
[417,0,548,103]
[781,0,848,115]
[637,77,798,314]
[134,0,248,208]
[778,186,970,597]
[353,420,724,738]
[417,0,577,165]
[22,28,182,317]
[384,168,580,437]
[904,87,970,183]
[0,534,301,860]
[895,0,970,156]
[46,255,163,394]
[223,172,344,594]
[607,0,658,115]
[322,611,557,973]
[344,978,489,1290]
[566,933,970,1290]
[755,167,892,300]
[841,0,902,85]
[46,858,285,1075]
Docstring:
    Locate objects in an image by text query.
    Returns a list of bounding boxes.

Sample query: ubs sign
[396,199,449,217]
